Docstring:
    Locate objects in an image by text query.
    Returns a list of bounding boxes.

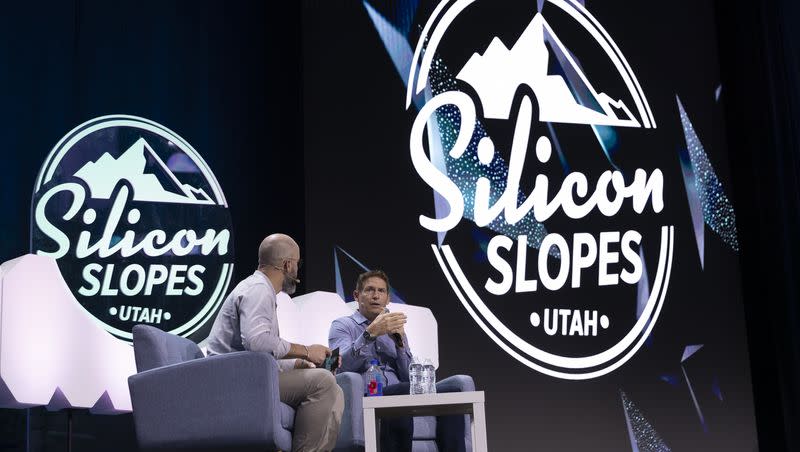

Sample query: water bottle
[409,356,424,395]
[376,365,387,395]
[422,358,436,394]
[365,359,384,396]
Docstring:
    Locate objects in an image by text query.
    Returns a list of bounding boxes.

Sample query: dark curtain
[0,1,302,451]
[717,0,800,450]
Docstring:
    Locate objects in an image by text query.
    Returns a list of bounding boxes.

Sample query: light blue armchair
[127,325,364,451]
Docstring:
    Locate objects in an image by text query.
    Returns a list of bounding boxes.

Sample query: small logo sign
[31,115,234,342]
[407,0,672,379]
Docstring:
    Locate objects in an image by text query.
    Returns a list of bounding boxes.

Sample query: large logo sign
[31,115,234,342]
[407,0,673,379]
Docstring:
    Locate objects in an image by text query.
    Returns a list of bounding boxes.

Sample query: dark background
[303,0,751,450]
[0,0,799,450]
[0,1,302,450]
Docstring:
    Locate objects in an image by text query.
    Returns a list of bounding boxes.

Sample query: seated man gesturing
[328,270,470,452]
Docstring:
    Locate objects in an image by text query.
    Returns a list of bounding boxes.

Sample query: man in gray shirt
[207,233,343,452]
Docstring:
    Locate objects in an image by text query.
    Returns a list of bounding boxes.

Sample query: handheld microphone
[384,308,404,348]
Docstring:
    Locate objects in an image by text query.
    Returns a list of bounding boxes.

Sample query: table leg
[472,402,488,452]
[364,408,378,452]
[470,413,476,452]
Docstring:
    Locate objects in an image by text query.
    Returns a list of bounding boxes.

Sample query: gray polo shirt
[206,270,295,371]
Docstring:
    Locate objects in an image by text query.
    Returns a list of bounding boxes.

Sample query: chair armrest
[128,352,283,450]
[334,371,364,450]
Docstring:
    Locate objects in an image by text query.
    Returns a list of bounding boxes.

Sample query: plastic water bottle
[422,358,436,394]
[409,356,424,395]
[365,359,385,396]
[375,367,387,396]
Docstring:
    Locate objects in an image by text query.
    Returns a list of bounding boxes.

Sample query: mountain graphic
[456,13,640,127]
[73,137,214,205]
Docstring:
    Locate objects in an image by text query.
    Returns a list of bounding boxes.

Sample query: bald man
[207,233,343,452]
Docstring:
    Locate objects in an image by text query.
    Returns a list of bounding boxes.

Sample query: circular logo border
[408,1,673,379]
[32,115,233,341]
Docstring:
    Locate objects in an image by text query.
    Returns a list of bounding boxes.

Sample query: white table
[362,391,488,452]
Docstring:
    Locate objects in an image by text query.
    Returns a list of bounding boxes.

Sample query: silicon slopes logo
[31,115,234,342]
[407,0,673,379]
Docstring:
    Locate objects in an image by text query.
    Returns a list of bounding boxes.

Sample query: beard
[282,271,298,295]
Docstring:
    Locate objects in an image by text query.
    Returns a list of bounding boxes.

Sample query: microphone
[272,264,301,284]
[384,308,404,348]
[283,269,300,284]
[392,333,404,348]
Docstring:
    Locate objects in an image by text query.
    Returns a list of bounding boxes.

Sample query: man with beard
[207,233,343,452]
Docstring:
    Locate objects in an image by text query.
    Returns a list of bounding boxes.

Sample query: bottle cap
[370,359,379,365]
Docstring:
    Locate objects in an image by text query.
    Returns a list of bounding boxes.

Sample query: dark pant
[380,380,467,452]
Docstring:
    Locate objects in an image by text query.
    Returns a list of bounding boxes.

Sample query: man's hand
[294,359,317,369]
[366,312,407,338]
[306,344,330,366]
[388,323,405,337]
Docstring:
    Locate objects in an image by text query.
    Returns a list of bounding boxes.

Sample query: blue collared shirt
[329,310,413,385]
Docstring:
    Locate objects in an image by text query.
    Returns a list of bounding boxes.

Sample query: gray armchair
[127,325,364,451]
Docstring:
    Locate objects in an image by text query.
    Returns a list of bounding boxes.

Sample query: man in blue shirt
[329,270,468,452]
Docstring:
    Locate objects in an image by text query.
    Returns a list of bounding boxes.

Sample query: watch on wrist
[362,330,376,342]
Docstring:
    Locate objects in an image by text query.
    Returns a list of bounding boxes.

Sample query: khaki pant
[279,368,344,452]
